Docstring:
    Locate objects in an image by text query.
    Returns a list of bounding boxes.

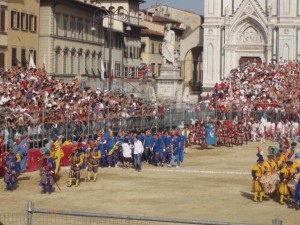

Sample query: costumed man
[40,151,56,194]
[86,141,101,182]
[263,154,278,197]
[67,146,84,187]
[50,140,64,177]
[4,150,18,191]
[293,153,300,209]
[279,161,296,205]
[251,156,265,202]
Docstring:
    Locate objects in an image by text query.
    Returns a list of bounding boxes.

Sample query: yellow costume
[279,162,296,204]
[50,141,64,175]
[251,161,265,202]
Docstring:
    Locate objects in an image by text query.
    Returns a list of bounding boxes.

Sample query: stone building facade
[203,0,300,88]
[0,0,39,68]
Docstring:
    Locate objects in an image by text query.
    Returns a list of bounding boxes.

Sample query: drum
[270,173,280,185]
[287,179,298,197]
[260,176,276,194]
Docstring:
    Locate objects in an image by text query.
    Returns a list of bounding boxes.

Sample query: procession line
[144,168,250,175]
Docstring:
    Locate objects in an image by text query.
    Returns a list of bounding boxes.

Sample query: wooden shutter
[17,12,20,28]
[0,9,5,31]
[0,53,4,68]
[26,14,28,30]
[10,10,13,28]
[34,15,37,31]
[12,47,17,66]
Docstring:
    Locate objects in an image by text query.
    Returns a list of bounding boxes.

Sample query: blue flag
[14,137,29,172]
[206,124,217,145]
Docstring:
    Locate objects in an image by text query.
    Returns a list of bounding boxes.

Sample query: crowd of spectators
[0,67,167,140]
[205,58,300,122]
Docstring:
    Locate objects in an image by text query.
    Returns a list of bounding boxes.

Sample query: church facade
[203,0,300,88]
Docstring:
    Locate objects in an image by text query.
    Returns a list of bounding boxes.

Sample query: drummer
[263,154,277,176]
[279,161,296,205]
[251,156,265,202]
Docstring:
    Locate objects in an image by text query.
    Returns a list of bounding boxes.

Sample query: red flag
[110,69,114,82]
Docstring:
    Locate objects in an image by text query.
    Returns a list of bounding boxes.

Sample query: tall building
[0,0,39,68]
[203,0,300,88]
[39,0,105,83]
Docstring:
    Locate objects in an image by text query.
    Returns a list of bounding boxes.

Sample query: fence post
[272,218,282,225]
[27,201,33,225]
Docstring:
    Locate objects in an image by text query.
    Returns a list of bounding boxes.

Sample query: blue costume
[4,152,18,191]
[168,137,181,167]
[153,136,164,166]
[144,134,154,163]
[40,152,56,194]
[178,135,186,162]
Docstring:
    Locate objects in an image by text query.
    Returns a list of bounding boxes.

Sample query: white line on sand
[145,168,250,175]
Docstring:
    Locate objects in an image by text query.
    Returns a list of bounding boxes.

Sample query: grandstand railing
[1,103,211,149]
[0,202,282,225]
[1,102,299,150]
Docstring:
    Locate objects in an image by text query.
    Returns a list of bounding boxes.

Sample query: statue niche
[238,26,263,44]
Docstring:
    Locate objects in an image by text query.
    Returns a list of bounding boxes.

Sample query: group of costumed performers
[251,138,300,210]
[2,136,29,191]
[1,128,190,192]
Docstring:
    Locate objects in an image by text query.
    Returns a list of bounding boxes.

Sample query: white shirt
[122,143,132,158]
[133,139,144,154]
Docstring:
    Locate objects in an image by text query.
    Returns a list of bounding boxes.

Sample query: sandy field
[0,140,298,225]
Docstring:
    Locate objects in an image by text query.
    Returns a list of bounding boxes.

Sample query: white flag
[100,58,105,80]
[28,52,36,69]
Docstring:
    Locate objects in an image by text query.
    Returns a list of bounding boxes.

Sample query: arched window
[63,47,69,74]
[77,48,83,74]
[70,48,76,75]
[54,46,61,73]
[91,51,96,75]
[85,49,90,74]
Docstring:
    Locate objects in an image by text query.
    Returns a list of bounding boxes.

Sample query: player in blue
[153,133,165,167]
[144,129,154,164]
[40,151,56,194]
[4,150,18,191]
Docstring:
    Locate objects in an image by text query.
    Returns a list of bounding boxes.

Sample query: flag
[110,69,114,82]
[205,124,217,145]
[99,58,105,80]
[14,137,30,172]
[28,52,36,69]
[42,54,46,72]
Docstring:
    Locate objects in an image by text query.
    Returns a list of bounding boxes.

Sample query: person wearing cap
[263,154,277,176]
[67,146,84,187]
[4,150,18,191]
[40,151,56,194]
[251,156,265,202]
[279,161,296,204]
[86,141,101,182]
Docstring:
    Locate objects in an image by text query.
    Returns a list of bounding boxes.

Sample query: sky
[140,0,204,15]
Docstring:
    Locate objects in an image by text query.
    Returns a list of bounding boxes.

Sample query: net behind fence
[0,213,27,225]
[0,202,273,225]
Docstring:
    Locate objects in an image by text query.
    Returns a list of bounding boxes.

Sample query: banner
[206,124,217,145]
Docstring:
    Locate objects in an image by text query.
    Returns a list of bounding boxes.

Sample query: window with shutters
[29,15,37,32]
[21,12,28,31]
[12,47,17,66]
[0,8,5,32]
[21,48,27,67]
[0,52,4,68]
[11,10,19,29]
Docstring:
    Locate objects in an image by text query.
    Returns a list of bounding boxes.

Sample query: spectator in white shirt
[121,138,132,169]
[133,134,144,172]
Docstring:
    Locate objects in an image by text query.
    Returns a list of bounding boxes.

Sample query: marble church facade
[203,0,300,88]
